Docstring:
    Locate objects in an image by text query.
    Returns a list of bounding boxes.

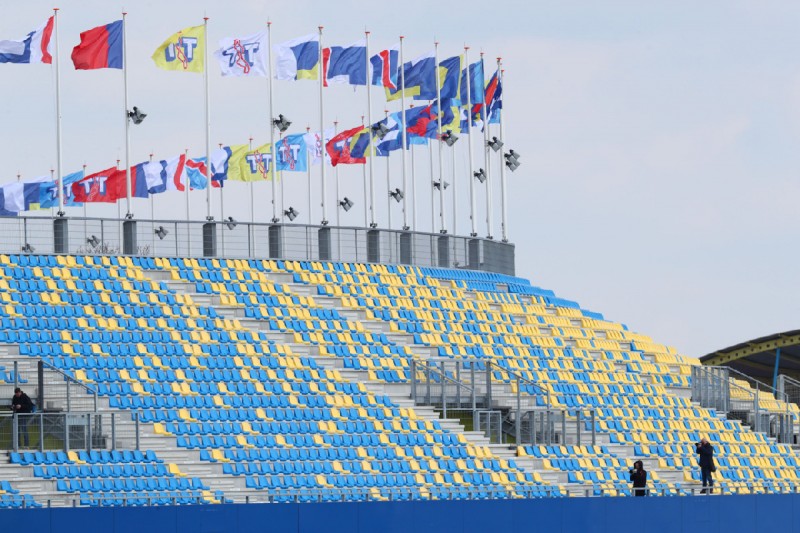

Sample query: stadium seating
[1,253,798,505]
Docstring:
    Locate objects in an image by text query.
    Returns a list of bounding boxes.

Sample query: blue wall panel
[7,494,800,533]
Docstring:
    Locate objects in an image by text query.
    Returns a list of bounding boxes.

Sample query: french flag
[0,16,54,64]
[71,20,123,70]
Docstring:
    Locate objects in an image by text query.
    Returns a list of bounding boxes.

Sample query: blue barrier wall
[4,495,800,533]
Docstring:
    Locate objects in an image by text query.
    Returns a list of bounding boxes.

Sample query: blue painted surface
[4,495,800,532]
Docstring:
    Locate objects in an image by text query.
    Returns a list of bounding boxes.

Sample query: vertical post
[451,139,458,235]
[429,141,435,233]
[410,125,417,231]
[441,361,446,418]
[362,115,368,228]
[470,362,476,411]
[464,47,477,236]
[38,413,44,452]
[773,347,782,391]
[365,30,376,229]
[425,361,431,404]
[576,410,581,446]
[497,59,508,242]
[53,8,65,216]
[385,110,392,230]
[111,413,116,450]
[515,376,521,444]
[410,359,417,402]
[399,36,409,230]
[122,11,132,217]
[318,26,328,225]
[203,17,212,221]
[591,409,596,445]
[434,42,446,234]
[267,21,279,223]
[481,53,492,239]
[334,122,340,228]
[135,411,140,450]
[485,362,492,409]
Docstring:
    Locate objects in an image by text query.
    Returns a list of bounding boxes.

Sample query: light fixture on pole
[440,130,458,147]
[432,180,449,191]
[473,169,486,183]
[21,243,34,254]
[338,197,354,212]
[389,188,404,202]
[272,114,291,133]
[127,106,147,125]
[225,216,237,231]
[154,226,169,240]
[283,207,299,221]
[371,122,390,140]
[86,235,100,248]
[504,150,520,171]
[486,136,503,152]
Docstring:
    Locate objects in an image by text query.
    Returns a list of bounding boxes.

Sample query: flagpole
[267,21,278,223]
[429,141,434,233]
[121,12,133,218]
[248,137,254,222]
[184,148,190,222]
[498,59,508,242]
[53,8,64,216]
[385,109,391,231]
[318,26,328,225]
[306,127,312,224]
[481,53,493,239]
[399,36,409,230]
[334,120,340,226]
[465,46,477,237]
[435,41,446,234]
[365,30,376,228]
[451,136,457,235]
[203,17,213,221]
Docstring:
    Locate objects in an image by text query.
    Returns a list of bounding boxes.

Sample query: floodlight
[154,226,169,240]
[86,235,100,248]
[433,180,449,190]
[389,188,404,202]
[272,114,292,133]
[283,207,299,221]
[371,122,391,140]
[127,106,147,125]
[473,169,486,183]
[339,197,354,212]
[504,150,521,172]
[225,216,237,231]
[21,243,34,254]
[487,136,503,152]
[440,130,458,147]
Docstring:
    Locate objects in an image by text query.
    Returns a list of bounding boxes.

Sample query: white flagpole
[410,107,417,232]
[498,59,508,242]
[465,46,477,236]
[203,17,213,221]
[184,148,190,222]
[362,115,368,227]
[481,53,493,239]
[318,26,328,225]
[365,30,376,228]
[305,127,312,223]
[435,42,446,234]
[248,137,254,222]
[429,141,434,232]
[384,109,391,230]
[219,143,225,222]
[53,8,64,216]
[148,154,153,222]
[334,121,340,228]
[267,21,278,223]
[122,11,132,218]
[399,36,409,230]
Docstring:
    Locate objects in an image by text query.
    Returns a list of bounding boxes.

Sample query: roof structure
[700,330,800,385]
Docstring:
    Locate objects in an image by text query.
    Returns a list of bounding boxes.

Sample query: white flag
[304,128,335,166]
[214,31,268,77]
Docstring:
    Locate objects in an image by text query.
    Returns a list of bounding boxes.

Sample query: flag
[36,170,85,209]
[214,31,268,77]
[386,51,436,101]
[71,20,123,70]
[183,158,213,189]
[485,69,502,124]
[0,182,25,212]
[274,33,319,81]
[438,56,462,100]
[276,134,308,172]
[210,147,232,186]
[459,60,485,129]
[372,109,432,157]
[405,104,438,139]
[152,25,204,73]
[0,187,17,216]
[227,143,272,182]
[304,128,335,166]
[0,17,54,64]
[21,175,51,210]
[370,45,398,89]
[323,40,366,86]
[72,167,120,203]
[144,155,186,194]
[326,126,371,166]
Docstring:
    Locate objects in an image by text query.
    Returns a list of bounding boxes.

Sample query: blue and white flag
[274,33,319,81]
[37,170,85,209]
[276,134,308,172]
[323,40,366,86]
[0,16,54,64]
[214,31,268,77]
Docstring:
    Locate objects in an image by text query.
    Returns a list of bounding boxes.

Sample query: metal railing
[0,215,516,276]
[0,410,141,452]
[693,365,794,443]
[0,359,98,414]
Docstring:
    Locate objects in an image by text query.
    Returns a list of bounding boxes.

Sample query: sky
[0,1,798,359]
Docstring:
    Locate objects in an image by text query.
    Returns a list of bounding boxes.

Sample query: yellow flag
[228,143,273,182]
[152,25,205,73]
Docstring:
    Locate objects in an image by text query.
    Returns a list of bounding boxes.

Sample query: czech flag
[71,20,123,70]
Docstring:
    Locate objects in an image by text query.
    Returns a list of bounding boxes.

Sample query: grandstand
[1,248,799,513]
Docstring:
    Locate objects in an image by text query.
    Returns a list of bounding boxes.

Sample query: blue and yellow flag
[227,143,273,182]
[152,25,205,73]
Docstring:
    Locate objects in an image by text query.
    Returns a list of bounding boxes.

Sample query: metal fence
[0,360,97,415]
[0,410,140,452]
[693,365,794,443]
[0,215,516,275]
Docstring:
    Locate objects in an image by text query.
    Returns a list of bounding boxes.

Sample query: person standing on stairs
[629,460,648,496]
[695,437,716,494]
[10,387,34,448]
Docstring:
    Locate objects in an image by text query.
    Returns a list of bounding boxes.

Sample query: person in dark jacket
[10,387,34,447]
[629,460,647,496]
[695,437,715,494]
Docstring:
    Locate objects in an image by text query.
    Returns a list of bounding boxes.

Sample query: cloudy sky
[0,1,798,358]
